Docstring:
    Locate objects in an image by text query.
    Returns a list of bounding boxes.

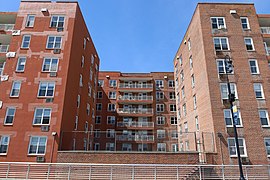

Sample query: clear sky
[1,0,270,72]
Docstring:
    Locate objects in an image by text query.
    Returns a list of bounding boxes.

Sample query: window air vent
[36,156,45,162]
[53,49,61,54]
[50,72,57,77]
[46,98,54,103]
[41,125,50,132]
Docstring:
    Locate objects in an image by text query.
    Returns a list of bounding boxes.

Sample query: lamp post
[224,55,245,180]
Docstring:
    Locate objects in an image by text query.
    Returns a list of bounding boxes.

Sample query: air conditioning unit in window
[1,75,9,82]
[57,27,64,32]
[41,8,48,12]
[41,125,50,132]
[6,52,16,58]
[12,30,21,36]
[36,156,45,162]
[45,98,54,103]
[50,72,57,77]
[53,49,61,54]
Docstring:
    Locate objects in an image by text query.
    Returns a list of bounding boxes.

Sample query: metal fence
[0,162,269,179]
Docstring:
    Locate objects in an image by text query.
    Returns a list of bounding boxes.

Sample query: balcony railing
[117,121,154,128]
[261,27,270,34]
[0,45,9,53]
[116,135,154,141]
[266,47,270,55]
[117,108,153,114]
[119,83,153,89]
[118,95,153,101]
[0,24,14,31]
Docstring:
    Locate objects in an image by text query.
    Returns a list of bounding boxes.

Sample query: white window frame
[42,57,59,72]
[191,74,195,88]
[155,80,164,88]
[4,107,16,125]
[156,91,164,99]
[157,130,165,139]
[26,15,35,27]
[21,35,31,48]
[168,80,175,88]
[169,92,175,100]
[156,116,165,125]
[223,109,243,127]
[189,56,193,69]
[109,80,117,87]
[156,104,164,112]
[106,129,115,138]
[87,103,90,116]
[96,103,102,111]
[107,103,116,112]
[240,17,250,30]
[50,15,65,28]
[220,83,238,100]
[193,95,197,110]
[170,104,176,112]
[216,59,234,74]
[264,138,270,157]
[33,108,52,125]
[248,59,259,74]
[46,36,62,49]
[106,143,115,151]
[157,143,166,152]
[244,37,255,51]
[16,57,27,72]
[37,82,55,98]
[97,91,103,99]
[0,62,5,76]
[227,138,247,157]
[107,116,116,124]
[95,116,101,124]
[0,136,10,155]
[109,91,116,99]
[170,116,177,125]
[94,143,100,151]
[211,17,226,29]
[213,37,230,51]
[253,83,264,99]
[259,110,270,127]
[28,136,47,155]
[10,81,21,97]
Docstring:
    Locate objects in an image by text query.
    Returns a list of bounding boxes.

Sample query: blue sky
[1,0,270,72]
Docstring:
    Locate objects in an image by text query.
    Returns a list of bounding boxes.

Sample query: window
[224,109,242,127]
[213,37,229,51]
[156,104,164,112]
[249,60,259,74]
[16,57,26,72]
[156,116,165,125]
[42,58,58,72]
[157,143,166,152]
[74,116,78,130]
[191,74,195,88]
[157,130,165,139]
[21,35,31,48]
[172,144,178,152]
[244,37,255,51]
[97,91,103,99]
[122,143,132,151]
[193,95,197,110]
[183,104,187,116]
[259,110,270,127]
[170,116,177,125]
[28,136,47,155]
[26,15,35,27]
[107,116,115,124]
[179,124,182,135]
[189,56,193,69]
[184,122,188,133]
[138,144,148,151]
[155,80,164,88]
[77,95,80,108]
[106,143,115,151]
[188,38,191,51]
[95,116,101,124]
[168,80,175,88]
[50,15,65,28]
[169,92,175,100]
[94,143,100,151]
[108,103,116,112]
[10,81,21,97]
[96,103,102,111]
[38,82,55,97]
[97,80,104,87]
[4,107,16,125]
[109,91,116,99]
[94,130,100,138]
[253,83,264,99]
[185,141,190,151]
[83,38,87,50]
[87,103,90,116]
[264,138,270,157]
[81,56,84,68]
[220,83,238,100]
[0,136,10,154]
[211,17,226,29]
[227,138,247,157]
[171,130,178,139]
[91,54,95,64]
[109,80,117,87]
[180,71,184,82]
[0,62,5,75]
[88,84,92,97]
[181,87,185,99]
[33,108,51,125]
[170,104,176,112]
[79,74,83,87]
[240,17,250,30]
[106,129,115,138]
[178,55,183,66]
[46,36,62,49]
[195,116,199,131]
[156,91,164,99]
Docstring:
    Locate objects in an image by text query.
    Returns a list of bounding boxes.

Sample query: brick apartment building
[0,0,100,162]
[94,71,178,152]
[174,3,270,165]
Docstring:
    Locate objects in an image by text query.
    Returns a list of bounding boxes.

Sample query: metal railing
[0,45,9,53]
[119,83,153,88]
[118,95,153,101]
[0,24,14,31]
[0,162,269,179]
[116,135,154,141]
[117,108,153,114]
[261,27,270,34]
[117,121,154,128]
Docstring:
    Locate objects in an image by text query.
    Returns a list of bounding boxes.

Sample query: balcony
[116,135,154,142]
[0,45,9,53]
[118,95,153,104]
[117,108,153,116]
[118,83,153,92]
[261,27,270,34]
[117,121,154,129]
[0,24,14,31]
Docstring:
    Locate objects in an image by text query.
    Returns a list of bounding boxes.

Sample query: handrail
[117,121,154,127]
[0,24,14,31]
[119,83,153,88]
[118,95,153,101]
[117,108,153,114]
[261,27,270,34]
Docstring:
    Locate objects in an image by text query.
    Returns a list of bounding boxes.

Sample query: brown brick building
[94,71,177,152]
[174,3,270,165]
[0,0,100,162]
